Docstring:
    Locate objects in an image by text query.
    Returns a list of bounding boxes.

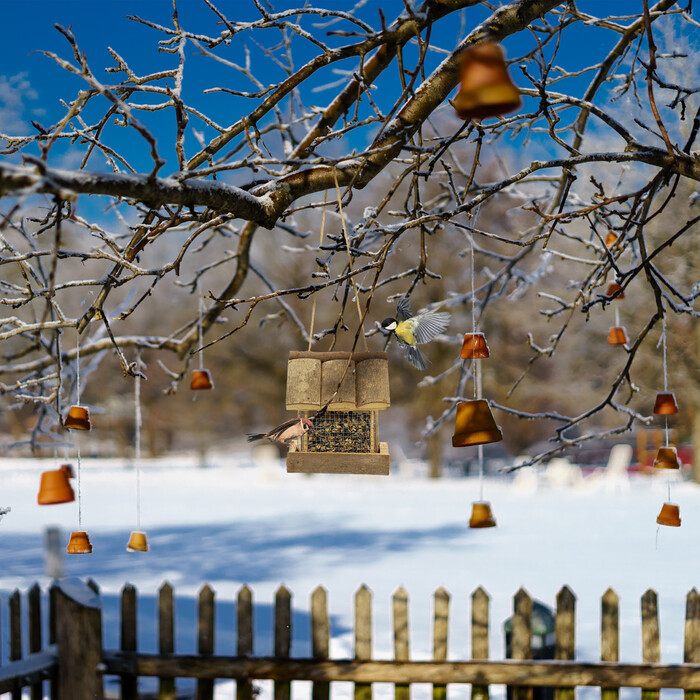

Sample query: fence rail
[2,579,700,700]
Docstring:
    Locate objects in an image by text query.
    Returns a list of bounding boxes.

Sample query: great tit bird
[247,417,314,446]
[381,297,451,370]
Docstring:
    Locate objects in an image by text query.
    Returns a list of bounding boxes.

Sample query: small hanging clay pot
[605,231,617,247]
[653,392,678,415]
[607,326,628,345]
[64,405,91,431]
[453,43,521,121]
[452,400,503,447]
[469,501,497,529]
[126,531,149,552]
[191,369,214,391]
[653,446,680,470]
[37,464,75,505]
[460,333,490,359]
[656,502,681,527]
[67,530,93,554]
[605,282,625,299]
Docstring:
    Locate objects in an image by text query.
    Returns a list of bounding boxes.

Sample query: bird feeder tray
[286,351,390,475]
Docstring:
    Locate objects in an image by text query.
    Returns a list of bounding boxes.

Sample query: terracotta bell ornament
[656,502,681,527]
[453,43,521,121]
[607,326,628,345]
[64,405,91,431]
[126,531,149,552]
[452,400,503,447]
[469,501,497,528]
[67,530,93,554]
[605,282,625,299]
[37,464,75,505]
[191,369,214,391]
[461,333,490,359]
[653,446,680,470]
[653,392,678,415]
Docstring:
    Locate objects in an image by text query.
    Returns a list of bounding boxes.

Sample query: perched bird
[247,417,314,447]
[381,297,451,370]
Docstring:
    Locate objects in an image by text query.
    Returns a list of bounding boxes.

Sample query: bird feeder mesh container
[285,351,390,475]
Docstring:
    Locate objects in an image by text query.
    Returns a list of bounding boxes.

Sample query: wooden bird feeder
[285,351,390,475]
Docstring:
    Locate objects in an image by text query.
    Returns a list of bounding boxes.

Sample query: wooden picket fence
[2,579,700,700]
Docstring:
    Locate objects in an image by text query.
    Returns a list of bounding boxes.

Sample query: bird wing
[413,311,451,344]
[267,418,301,441]
[396,297,412,321]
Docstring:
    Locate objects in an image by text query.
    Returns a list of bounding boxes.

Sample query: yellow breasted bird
[381,297,450,370]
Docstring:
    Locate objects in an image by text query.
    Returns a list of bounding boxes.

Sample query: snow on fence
[2,579,700,700]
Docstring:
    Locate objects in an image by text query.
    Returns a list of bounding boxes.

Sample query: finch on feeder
[247,417,314,447]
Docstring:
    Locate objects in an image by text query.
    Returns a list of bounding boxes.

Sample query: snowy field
[1,448,698,700]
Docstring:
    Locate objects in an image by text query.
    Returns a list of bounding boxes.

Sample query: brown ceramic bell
[64,405,91,431]
[653,446,680,470]
[656,502,681,527]
[653,392,679,415]
[605,231,617,247]
[452,400,503,447]
[605,282,625,299]
[453,43,521,121]
[607,326,628,345]
[469,501,497,529]
[461,333,490,359]
[67,530,93,554]
[191,369,214,391]
[126,531,149,552]
[37,465,75,505]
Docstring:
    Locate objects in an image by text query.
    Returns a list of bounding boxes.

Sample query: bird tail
[246,433,265,443]
[405,345,428,370]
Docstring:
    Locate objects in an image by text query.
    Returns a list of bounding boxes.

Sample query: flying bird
[381,297,451,370]
[247,417,314,447]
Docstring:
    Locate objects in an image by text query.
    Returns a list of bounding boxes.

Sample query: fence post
[511,588,533,700]
[393,587,410,700]
[601,588,620,700]
[311,586,330,700]
[197,584,215,700]
[9,590,21,700]
[641,589,660,700]
[44,526,63,579]
[121,584,138,700]
[28,584,42,700]
[471,586,490,700]
[54,578,104,700]
[158,581,176,700]
[684,588,700,700]
[274,585,292,700]
[237,585,254,700]
[432,587,450,700]
[555,586,576,700]
[354,585,373,700]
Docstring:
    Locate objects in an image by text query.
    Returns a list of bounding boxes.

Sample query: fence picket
[197,584,215,700]
[641,589,660,700]
[601,588,620,700]
[471,587,490,700]
[512,588,533,700]
[159,582,176,700]
[555,586,576,700]
[9,590,21,700]
[49,583,58,700]
[355,585,373,700]
[121,584,138,700]
[237,585,254,700]
[684,589,700,700]
[275,585,292,700]
[393,586,410,700]
[27,583,42,700]
[312,586,330,700]
[432,587,450,700]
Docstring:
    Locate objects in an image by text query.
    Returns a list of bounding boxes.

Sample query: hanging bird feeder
[285,351,390,475]
[469,501,497,528]
[653,446,680,470]
[64,405,91,431]
[461,333,490,359]
[67,530,93,554]
[37,464,75,505]
[653,391,678,415]
[453,43,521,121]
[656,502,681,527]
[607,326,628,345]
[452,400,503,447]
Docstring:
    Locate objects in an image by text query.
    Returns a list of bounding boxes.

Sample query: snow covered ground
[1,449,698,700]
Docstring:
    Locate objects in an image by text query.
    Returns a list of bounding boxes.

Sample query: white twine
[77,439,82,529]
[198,296,205,371]
[134,358,143,529]
[614,306,620,328]
[75,333,81,403]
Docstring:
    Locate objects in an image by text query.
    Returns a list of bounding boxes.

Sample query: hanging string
[308,190,329,351]
[198,296,205,371]
[75,332,81,404]
[75,331,83,529]
[661,315,670,447]
[614,306,620,329]
[77,439,83,529]
[333,170,369,351]
[134,353,143,530]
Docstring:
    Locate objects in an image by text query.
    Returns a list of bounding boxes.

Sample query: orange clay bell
[653,392,678,415]
[469,501,497,528]
[64,405,91,430]
[67,530,93,554]
[452,400,503,447]
[191,369,214,391]
[656,503,681,527]
[653,446,680,470]
[607,326,628,345]
[37,464,75,505]
[453,43,521,121]
[605,282,625,299]
[126,531,149,552]
[461,332,490,359]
